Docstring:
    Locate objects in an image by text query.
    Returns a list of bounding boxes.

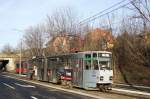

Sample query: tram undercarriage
[97,83,112,92]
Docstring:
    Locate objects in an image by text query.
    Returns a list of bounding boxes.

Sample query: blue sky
[0,0,125,51]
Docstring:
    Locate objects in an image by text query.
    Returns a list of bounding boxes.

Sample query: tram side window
[85,60,91,70]
[93,53,97,58]
[93,60,98,70]
[16,63,19,68]
[23,63,27,69]
[85,54,91,58]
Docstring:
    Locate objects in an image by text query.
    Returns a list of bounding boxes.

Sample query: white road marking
[31,96,38,99]
[2,75,9,78]
[2,82,15,90]
[2,75,12,78]
[15,83,36,88]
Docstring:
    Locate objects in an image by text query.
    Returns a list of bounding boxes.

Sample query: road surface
[0,74,91,99]
[1,73,147,99]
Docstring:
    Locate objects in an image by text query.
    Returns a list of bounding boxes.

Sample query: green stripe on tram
[83,57,97,60]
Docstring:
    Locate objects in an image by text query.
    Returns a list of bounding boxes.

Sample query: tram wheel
[67,81,72,88]
[99,85,109,92]
[61,80,67,86]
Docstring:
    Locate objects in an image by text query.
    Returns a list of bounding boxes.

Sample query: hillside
[113,32,150,86]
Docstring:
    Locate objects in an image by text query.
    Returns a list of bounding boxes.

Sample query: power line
[79,0,135,25]
[79,0,128,24]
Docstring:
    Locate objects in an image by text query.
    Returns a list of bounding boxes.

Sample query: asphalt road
[0,74,91,99]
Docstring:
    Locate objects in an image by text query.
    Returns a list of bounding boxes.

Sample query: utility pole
[12,29,24,75]
[43,56,48,81]
[19,39,22,75]
[43,42,48,81]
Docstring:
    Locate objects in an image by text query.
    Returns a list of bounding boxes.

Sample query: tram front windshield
[84,53,112,70]
[93,60,111,70]
[99,61,111,70]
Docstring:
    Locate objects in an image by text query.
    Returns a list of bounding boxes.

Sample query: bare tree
[132,0,150,21]
[131,0,150,32]
[46,8,78,36]
[23,24,46,58]
[1,44,14,54]
[45,8,79,54]
[112,2,150,84]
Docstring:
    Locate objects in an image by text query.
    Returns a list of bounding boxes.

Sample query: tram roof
[28,51,112,60]
[77,51,112,54]
[47,51,112,58]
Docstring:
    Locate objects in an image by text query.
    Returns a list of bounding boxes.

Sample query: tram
[46,51,113,91]
[16,61,28,75]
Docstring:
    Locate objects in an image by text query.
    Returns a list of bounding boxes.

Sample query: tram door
[47,59,58,83]
[73,58,83,87]
[82,53,99,88]
[37,59,44,81]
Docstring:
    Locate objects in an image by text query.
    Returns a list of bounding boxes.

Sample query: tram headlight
[100,76,104,81]
[109,76,113,80]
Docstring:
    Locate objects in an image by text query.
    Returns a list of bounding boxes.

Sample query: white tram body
[46,51,113,90]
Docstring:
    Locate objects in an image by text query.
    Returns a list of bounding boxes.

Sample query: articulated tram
[29,51,113,91]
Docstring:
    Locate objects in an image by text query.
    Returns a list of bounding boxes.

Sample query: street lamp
[12,29,23,75]
[19,39,22,75]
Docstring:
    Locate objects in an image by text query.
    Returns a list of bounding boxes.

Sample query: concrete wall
[6,58,16,72]
[0,53,20,73]
[0,58,16,73]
